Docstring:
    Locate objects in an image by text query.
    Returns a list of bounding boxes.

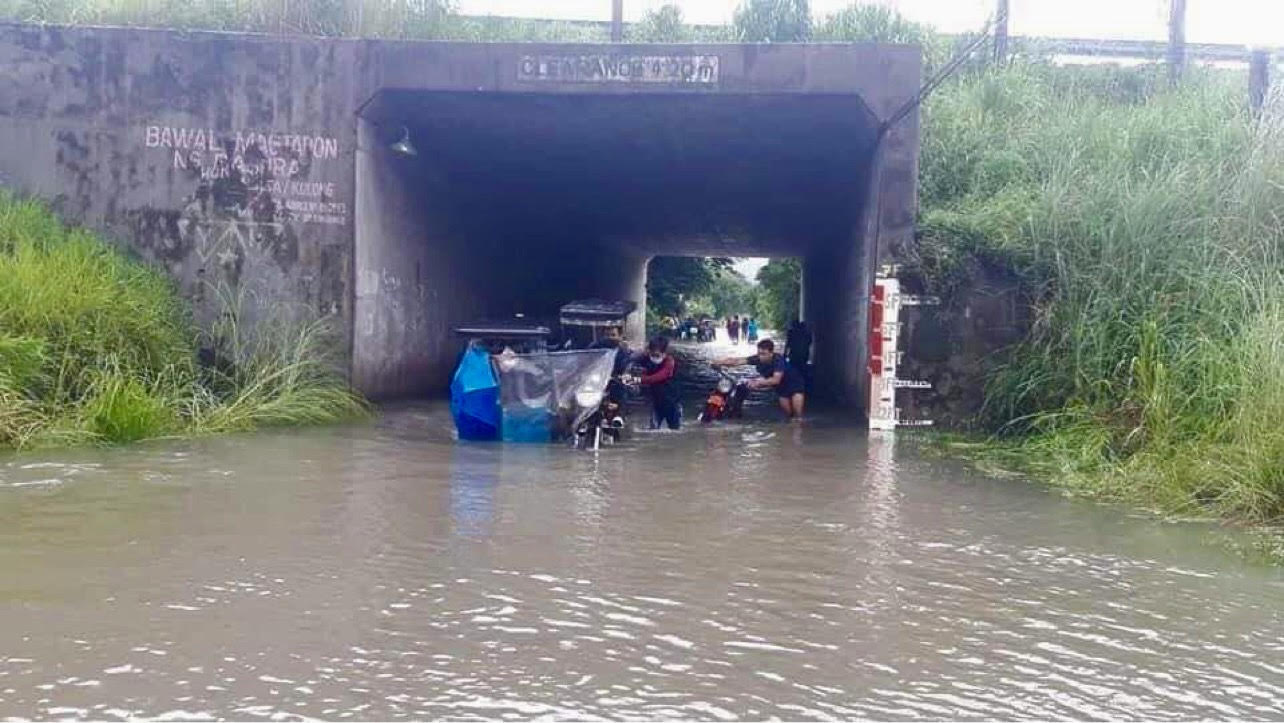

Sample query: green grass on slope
[919,63,1284,526]
[0,192,367,448]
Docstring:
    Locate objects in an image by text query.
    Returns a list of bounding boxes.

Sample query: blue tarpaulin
[450,344,501,441]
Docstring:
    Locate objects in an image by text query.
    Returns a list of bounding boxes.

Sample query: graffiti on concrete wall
[518,55,720,84]
[143,125,348,226]
[184,217,285,268]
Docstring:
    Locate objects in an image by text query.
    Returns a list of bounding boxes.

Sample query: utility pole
[1250,49,1271,118]
[993,0,1009,65]
[1168,0,1187,85]
[611,0,623,42]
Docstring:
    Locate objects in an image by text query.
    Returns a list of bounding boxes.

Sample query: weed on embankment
[918,63,1284,536]
[0,192,368,449]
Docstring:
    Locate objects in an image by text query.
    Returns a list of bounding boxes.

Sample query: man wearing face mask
[636,336,681,430]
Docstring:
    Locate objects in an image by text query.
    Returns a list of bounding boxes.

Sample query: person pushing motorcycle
[637,336,681,430]
[712,338,806,421]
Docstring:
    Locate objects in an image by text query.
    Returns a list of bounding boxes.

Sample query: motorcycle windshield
[551,349,618,433]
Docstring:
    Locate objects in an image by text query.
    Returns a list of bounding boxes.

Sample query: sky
[456,0,1282,47]
[732,257,768,280]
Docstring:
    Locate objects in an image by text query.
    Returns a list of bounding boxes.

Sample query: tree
[813,3,948,69]
[755,258,801,330]
[705,270,757,318]
[732,0,811,43]
[627,3,691,42]
[646,257,733,319]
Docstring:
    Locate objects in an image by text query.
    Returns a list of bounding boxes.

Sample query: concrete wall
[353,101,654,398]
[353,117,491,399]
[0,23,360,344]
[0,23,922,408]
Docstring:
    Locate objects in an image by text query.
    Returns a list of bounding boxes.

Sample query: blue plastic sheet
[452,345,616,443]
[450,344,501,441]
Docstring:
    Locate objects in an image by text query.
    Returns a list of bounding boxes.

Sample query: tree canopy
[732,0,812,42]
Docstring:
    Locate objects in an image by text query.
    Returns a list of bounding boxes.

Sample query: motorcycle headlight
[575,390,603,408]
[717,378,733,394]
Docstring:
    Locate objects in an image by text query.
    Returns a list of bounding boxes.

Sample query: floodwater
[3,341,1284,721]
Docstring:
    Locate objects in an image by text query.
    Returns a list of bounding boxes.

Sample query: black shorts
[776,377,805,398]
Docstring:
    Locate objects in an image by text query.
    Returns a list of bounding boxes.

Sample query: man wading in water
[638,336,682,430]
[713,339,806,421]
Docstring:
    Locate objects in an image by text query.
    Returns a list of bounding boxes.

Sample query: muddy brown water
[2,341,1284,720]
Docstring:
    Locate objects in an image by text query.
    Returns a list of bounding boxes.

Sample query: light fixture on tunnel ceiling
[389,125,417,156]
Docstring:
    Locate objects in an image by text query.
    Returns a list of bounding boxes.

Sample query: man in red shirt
[637,336,681,430]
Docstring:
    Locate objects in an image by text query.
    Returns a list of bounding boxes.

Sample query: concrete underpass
[0,26,922,412]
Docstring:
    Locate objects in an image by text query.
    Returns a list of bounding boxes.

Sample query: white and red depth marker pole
[867,271,937,431]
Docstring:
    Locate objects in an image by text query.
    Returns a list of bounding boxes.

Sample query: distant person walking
[730,315,741,344]
[746,317,759,343]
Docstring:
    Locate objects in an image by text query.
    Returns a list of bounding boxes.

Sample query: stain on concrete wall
[0,23,360,358]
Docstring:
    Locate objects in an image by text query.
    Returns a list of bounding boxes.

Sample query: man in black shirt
[713,339,806,420]
[589,325,632,402]
[784,320,813,392]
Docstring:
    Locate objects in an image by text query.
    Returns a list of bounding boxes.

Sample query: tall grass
[0,192,367,449]
[0,0,600,40]
[918,63,1284,524]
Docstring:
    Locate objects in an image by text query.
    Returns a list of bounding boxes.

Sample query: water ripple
[1,398,1283,719]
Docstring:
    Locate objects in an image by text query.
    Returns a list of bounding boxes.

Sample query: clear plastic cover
[493,348,617,441]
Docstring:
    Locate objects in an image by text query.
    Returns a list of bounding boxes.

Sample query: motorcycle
[574,375,638,450]
[698,369,749,423]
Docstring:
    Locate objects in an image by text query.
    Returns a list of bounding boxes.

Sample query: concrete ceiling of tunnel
[362,90,880,257]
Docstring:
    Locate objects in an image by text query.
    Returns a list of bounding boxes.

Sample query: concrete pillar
[579,247,648,344]
[623,254,648,344]
[797,257,807,323]
[1168,0,1187,85]
[812,117,919,415]
[611,0,624,42]
[993,0,1009,65]
[1250,49,1271,118]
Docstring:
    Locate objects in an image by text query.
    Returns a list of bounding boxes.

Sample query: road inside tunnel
[353,89,883,407]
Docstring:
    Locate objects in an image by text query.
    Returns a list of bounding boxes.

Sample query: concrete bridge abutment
[0,23,921,412]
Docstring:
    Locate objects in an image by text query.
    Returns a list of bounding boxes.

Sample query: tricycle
[450,300,638,450]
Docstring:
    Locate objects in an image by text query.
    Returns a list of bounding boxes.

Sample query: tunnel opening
[354,89,882,405]
[643,255,797,339]
[645,254,807,403]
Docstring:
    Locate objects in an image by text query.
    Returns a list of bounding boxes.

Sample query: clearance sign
[518,54,720,85]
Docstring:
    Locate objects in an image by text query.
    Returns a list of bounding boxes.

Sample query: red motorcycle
[698,369,749,423]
